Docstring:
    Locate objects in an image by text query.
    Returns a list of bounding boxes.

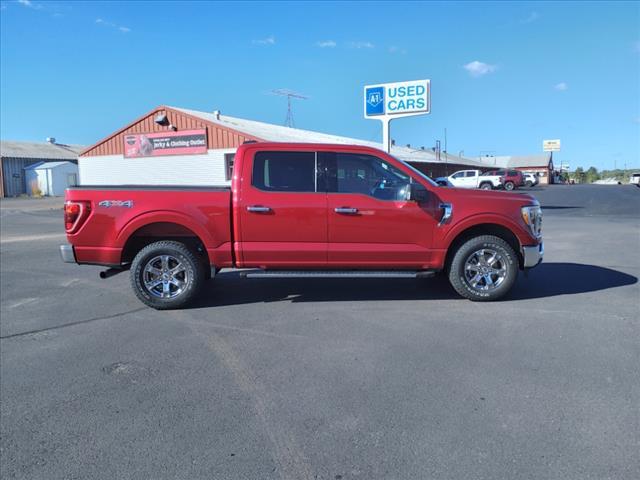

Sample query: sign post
[364,79,431,153]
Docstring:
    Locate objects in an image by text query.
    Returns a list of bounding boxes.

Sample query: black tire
[130,240,205,309]
[504,181,515,191]
[448,235,518,301]
[479,182,492,190]
[525,181,533,188]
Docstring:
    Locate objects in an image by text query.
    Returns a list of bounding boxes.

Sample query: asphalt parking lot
[1,185,639,480]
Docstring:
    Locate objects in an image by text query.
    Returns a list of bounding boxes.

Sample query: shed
[1,140,84,197]
[24,161,79,196]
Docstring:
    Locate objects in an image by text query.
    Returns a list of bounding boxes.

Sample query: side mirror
[409,182,429,203]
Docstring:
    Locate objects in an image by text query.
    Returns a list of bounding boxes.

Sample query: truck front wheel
[504,181,515,191]
[448,235,518,301]
[130,240,205,309]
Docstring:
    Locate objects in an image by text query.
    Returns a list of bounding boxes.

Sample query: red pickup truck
[60,142,543,309]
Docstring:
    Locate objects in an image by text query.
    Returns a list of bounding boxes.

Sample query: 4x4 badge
[98,200,133,208]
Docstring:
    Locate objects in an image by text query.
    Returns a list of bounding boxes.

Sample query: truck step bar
[240,270,436,279]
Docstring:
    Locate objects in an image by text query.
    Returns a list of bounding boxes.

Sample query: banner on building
[124,129,207,158]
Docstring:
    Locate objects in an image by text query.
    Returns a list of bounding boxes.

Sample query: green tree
[573,167,585,183]
[585,166,600,183]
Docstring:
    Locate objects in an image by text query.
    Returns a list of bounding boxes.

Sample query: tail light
[64,201,91,233]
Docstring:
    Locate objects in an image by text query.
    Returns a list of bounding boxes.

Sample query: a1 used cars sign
[124,129,207,158]
[364,79,430,118]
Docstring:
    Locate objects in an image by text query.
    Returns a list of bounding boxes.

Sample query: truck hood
[435,186,539,208]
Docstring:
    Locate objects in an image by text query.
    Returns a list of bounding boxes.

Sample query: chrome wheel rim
[463,248,507,291]
[142,255,189,299]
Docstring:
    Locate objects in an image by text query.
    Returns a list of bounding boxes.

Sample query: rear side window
[508,170,518,176]
[465,171,476,177]
[252,151,316,192]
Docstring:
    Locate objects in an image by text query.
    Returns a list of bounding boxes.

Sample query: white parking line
[0,233,66,244]
[7,298,39,309]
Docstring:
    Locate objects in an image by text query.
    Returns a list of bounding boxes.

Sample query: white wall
[50,163,79,195]
[78,148,236,186]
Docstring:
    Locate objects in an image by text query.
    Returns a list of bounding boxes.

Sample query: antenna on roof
[271,89,309,128]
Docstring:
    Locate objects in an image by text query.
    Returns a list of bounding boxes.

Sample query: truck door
[324,151,439,269]
[237,150,327,268]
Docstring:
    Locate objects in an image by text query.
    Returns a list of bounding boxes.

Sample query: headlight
[521,205,543,238]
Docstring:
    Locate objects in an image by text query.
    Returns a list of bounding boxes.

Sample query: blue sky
[1,0,639,170]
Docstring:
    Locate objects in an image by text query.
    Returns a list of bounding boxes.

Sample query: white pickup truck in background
[447,170,503,190]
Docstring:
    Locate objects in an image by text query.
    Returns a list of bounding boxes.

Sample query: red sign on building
[123,129,207,158]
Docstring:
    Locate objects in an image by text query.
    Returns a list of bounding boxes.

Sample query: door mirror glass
[409,182,429,203]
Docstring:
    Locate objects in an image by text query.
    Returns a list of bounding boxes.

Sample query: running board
[240,270,436,279]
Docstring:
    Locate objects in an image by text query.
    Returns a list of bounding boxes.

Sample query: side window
[252,151,316,192]
[452,171,465,179]
[331,153,411,201]
[224,153,235,182]
[465,171,476,177]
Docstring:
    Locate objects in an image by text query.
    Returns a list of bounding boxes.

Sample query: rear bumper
[522,242,543,268]
[59,244,76,263]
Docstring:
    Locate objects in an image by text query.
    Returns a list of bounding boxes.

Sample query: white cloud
[388,46,407,54]
[315,40,336,48]
[522,11,540,23]
[253,35,275,45]
[96,18,131,33]
[17,0,42,9]
[348,41,374,49]
[463,60,497,77]
[554,82,568,91]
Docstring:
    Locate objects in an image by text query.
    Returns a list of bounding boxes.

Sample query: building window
[224,153,235,181]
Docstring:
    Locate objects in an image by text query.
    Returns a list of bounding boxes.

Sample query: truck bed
[65,186,233,267]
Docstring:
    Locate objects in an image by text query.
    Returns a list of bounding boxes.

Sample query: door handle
[334,207,359,214]
[246,205,271,213]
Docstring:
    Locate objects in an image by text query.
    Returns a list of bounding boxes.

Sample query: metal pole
[382,119,391,153]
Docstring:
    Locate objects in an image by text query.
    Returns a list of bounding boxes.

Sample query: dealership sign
[124,129,207,158]
[363,79,431,152]
[543,139,561,152]
[364,79,430,118]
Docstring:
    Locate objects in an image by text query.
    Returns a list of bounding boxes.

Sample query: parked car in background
[483,169,524,191]
[434,177,453,187]
[60,142,543,308]
[523,172,539,187]
[447,170,503,190]
[630,173,640,186]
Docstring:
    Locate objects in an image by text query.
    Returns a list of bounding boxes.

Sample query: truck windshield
[391,156,438,187]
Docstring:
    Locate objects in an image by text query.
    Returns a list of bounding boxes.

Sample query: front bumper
[522,242,543,268]
[59,244,76,263]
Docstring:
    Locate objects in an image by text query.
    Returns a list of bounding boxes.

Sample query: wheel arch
[117,212,214,265]
[443,222,523,272]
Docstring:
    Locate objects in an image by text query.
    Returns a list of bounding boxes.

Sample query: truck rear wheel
[479,182,493,190]
[448,235,518,301]
[130,240,204,309]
